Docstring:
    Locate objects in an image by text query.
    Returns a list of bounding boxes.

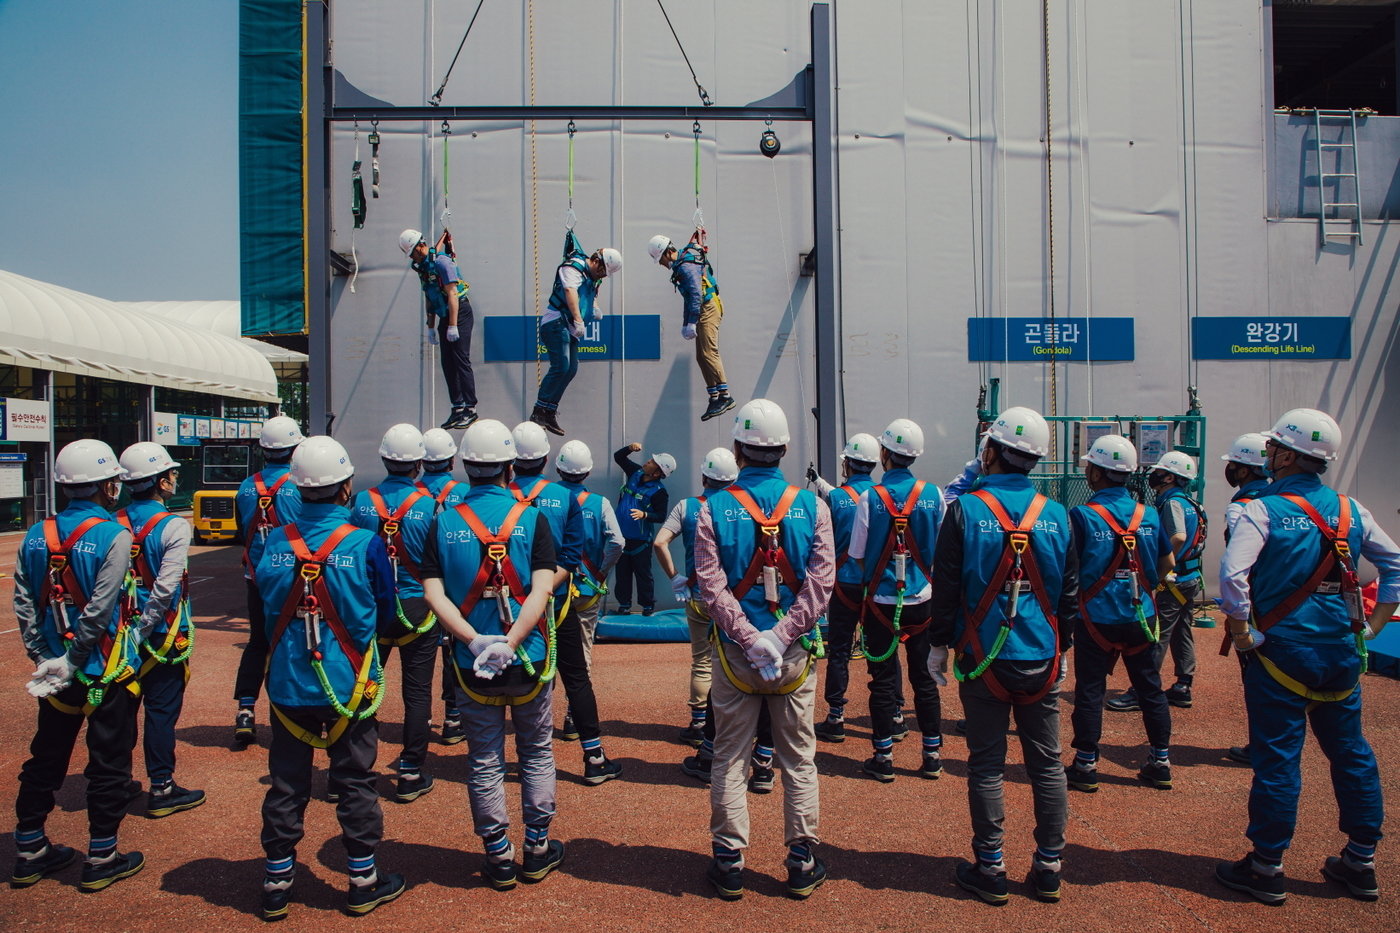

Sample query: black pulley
[759,123,781,159]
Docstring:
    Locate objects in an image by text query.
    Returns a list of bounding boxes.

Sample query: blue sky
[0,0,239,300]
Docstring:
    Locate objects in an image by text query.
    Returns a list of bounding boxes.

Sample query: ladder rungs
[1319,142,1355,149]
[1321,172,1357,178]
[1325,232,1362,239]
[1324,202,1360,208]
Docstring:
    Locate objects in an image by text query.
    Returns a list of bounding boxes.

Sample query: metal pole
[810,2,841,480]
[306,0,333,436]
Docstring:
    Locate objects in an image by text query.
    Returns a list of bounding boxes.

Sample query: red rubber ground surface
[1,539,1396,931]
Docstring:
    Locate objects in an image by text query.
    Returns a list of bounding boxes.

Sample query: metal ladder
[1312,109,1364,246]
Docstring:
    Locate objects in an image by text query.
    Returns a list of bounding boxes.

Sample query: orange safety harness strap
[726,485,803,614]
[116,509,190,635]
[1245,494,1356,637]
[368,487,429,584]
[509,476,550,505]
[452,500,534,623]
[268,524,364,672]
[1079,501,1153,658]
[863,481,931,637]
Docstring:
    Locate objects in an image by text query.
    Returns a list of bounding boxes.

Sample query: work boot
[681,754,712,785]
[1166,683,1193,709]
[441,714,465,745]
[583,753,622,786]
[1214,854,1286,905]
[521,840,565,883]
[748,762,775,794]
[786,854,828,900]
[814,718,846,743]
[678,722,706,747]
[529,406,565,437]
[559,714,579,741]
[891,711,909,742]
[1105,689,1140,713]
[145,781,207,818]
[862,755,895,783]
[440,408,466,430]
[393,772,435,804]
[446,408,478,430]
[920,752,943,780]
[1065,761,1099,793]
[955,861,1009,906]
[1322,852,1379,902]
[10,843,77,888]
[1137,759,1173,790]
[1027,861,1062,903]
[707,857,744,901]
[1226,745,1251,765]
[701,395,736,422]
[345,872,406,915]
[79,850,145,892]
[234,708,257,748]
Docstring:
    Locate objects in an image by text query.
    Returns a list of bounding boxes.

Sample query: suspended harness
[570,490,609,613]
[1078,502,1157,664]
[860,482,931,663]
[116,509,194,677]
[367,488,436,646]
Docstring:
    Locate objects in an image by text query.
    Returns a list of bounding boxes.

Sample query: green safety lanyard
[692,120,704,229]
[566,120,577,230]
[441,120,452,228]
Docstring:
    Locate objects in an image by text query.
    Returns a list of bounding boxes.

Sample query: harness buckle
[382,520,400,537]
[1008,532,1030,555]
[129,544,142,561]
[300,562,322,583]
[487,543,507,562]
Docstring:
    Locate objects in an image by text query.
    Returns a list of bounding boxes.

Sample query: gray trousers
[1161,576,1202,686]
[460,681,557,844]
[960,671,1067,859]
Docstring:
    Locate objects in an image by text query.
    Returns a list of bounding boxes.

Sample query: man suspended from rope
[928,406,1078,906]
[400,228,478,431]
[1219,433,1271,766]
[254,436,406,920]
[648,231,734,422]
[612,442,674,616]
[12,440,143,893]
[1214,409,1399,906]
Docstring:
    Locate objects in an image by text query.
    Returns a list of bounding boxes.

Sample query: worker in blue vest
[233,415,305,748]
[117,442,204,819]
[647,232,734,422]
[1064,435,1175,795]
[849,419,946,782]
[420,426,469,743]
[349,424,439,804]
[1106,450,1204,714]
[928,406,1078,906]
[1215,409,1400,906]
[529,246,623,436]
[255,436,405,920]
[555,439,625,671]
[612,442,675,616]
[12,440,142,893]
[693,398,835,902]
[421,419,565,891]
[1220,432,1271,766]
[400,228,478,431]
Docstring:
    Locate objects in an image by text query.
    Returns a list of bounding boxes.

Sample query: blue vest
[1071,486,1164,627]
[1250,474,1366,645]
[119,498,192,644]
[680,492,719,582]
[435,486,548,669]
[349,475,436,599]
[547,256,600,322]
[859,468,943,599]
[20,500,135,679]
[414,249,469,318]
[513,473,578,596]
[671,243,719,303]
[1155,486,1205,579]
[617,469,665,541]
[706,467,820,641]
[952,473,1070,661]
[827,473,874,587]
[1233,479,1269,504]
[560,480,611,597]
[420,471,465,508]
[237,463,303,573]
[257,502,383,709]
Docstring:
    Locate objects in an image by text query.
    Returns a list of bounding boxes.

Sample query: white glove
[926,646,949,686]
[426,326,439,346]
[467,633,509,657]
[670,572,691,603]
[445,324,461,343]
[745,630,786,684]
[569,320,585,340]
[26,656,74,698]
[681,323,697,340]
[472,641,516,680]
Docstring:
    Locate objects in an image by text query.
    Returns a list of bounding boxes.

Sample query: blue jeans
[1244,637,1383,860]
[535,317,578,410]
[136,658,188,783]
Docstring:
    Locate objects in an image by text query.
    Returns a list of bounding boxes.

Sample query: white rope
[1072,0,1095,414]
[770,153,807,426]
[617,0,627,439]
[995,0,1011,406]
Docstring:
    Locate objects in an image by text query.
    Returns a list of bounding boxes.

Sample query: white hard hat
[1081,434,1137,474]
[379,423,426,462]
[55,439,123,485]
[259,415,305,450]
[733,398,791,447]
[986,406,1050,458]
[461,419,516,464]
[1266,408,1341,461]
[290,436,354,488]
[841,433,880,465]
[880,418,924,458]
[119,442,179,482]
[512,421,552,461]
[1221,432,1269,468]
[421,427,458,463]
[555,439,594,474]
[647,235,673,264]
[651,452,677,477]
[701,447,739,483]
[1154,450,1198,481]
[599,247,623,276]
[399,229,424,255]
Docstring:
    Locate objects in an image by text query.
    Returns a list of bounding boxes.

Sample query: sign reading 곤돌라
[966,318,1135,362]
[1191,317,1351,360]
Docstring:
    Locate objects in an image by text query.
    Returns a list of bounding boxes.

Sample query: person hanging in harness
[1063,435,1176,795]
[1214,409,1400,906]
[1106,450,1205,714]
[1219,432,1272,766]
[927,406,1079,907]
[612,442,674,616]
[848,419,945,783]
[11,440,143,893]
[528,239,623,437]
[116,443,205,819]
[420,419,565,891]
[647,232,734,422]
[349,424,440,804]
[233,415,305,749]
[693,399,835,902]
[420,426,469,743]
[400,228,478,431]
[254,436,405,920]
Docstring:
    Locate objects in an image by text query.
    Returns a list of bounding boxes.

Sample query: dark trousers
[440,634,457,709]
[1071,623,1170,756]
[703,691,773,748]
[134,659,189,783]
[1161,576,1201,686]
[555,603,603,742]
[614,543,654,608]
[17,683,135,839]
[822,584,863,711]
[234,579,269,705]
[438,301,477,410]
[863,602,940,743]
[379,598,438,772]
[261,708,382,863]
[535,317,578,410]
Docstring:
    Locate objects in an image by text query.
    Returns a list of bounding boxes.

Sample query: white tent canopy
[0,271,280,403]
[118,299,308,367]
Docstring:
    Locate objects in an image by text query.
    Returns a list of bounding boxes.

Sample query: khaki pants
[687,602,713,709]
[577,599,601,670]
[710,640,820,852]
[696,296,727,389]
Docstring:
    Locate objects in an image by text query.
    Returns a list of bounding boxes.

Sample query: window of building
[1273,2,1398,115]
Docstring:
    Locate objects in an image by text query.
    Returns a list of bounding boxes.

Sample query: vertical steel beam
[810,2,842,480]
[306,1,333,435]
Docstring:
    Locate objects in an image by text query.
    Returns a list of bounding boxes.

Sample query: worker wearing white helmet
[419,427,464,507]
[692,398,835,901]
[927,405,1077,906]
[400,228,478,431]
[12,439,145,893]
[648,230,733,422]
[1214,409,1400,905]
[611,441,674,616]
[232,415,307,749]
[553,440,624,670]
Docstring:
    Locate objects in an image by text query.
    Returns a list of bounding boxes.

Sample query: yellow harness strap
[450,654,545,707]
[272,643,377,749]
[138,611,187,679]
[709,626,814,696]
[1257,653,1357,706]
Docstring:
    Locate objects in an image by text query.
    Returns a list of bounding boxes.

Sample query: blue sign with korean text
[967,317,1135,362]
[483,315,662,363]
[1191,317,1351,360]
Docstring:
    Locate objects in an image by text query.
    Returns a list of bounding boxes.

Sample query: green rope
[72,624,136,708]
[859,589,904,664]
[955,623,1010,683]
[310,640,385,722]
[1136,600,1160,645]
[394,598,438,636]
[148,602,195,665]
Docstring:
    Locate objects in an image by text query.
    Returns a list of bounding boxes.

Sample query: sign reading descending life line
[483,315,663,363]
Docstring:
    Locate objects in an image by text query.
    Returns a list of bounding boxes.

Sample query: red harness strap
[1252,494,1357,634]
[572,491,605,588]
[268,524,364,670]
[243,472,292,575]
[1079,501,1153,659]
[955,490,1060,705]
[863,481,931,637]
[727,485,804,616]
[831,485,864,612]
[40,516,108,635]
[116,509,190,630]
[509,477,550,505]
[452,501,548,642]
[416,479,461,505]
[368,488,429,584]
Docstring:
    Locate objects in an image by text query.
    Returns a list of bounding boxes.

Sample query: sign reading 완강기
[1191,317,1351,360]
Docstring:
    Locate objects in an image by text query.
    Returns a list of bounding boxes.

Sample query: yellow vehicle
[192,489,240,544]
[190,441,252,545]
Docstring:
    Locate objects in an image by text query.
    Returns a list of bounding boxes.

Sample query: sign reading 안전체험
[1191,317,1351,360]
